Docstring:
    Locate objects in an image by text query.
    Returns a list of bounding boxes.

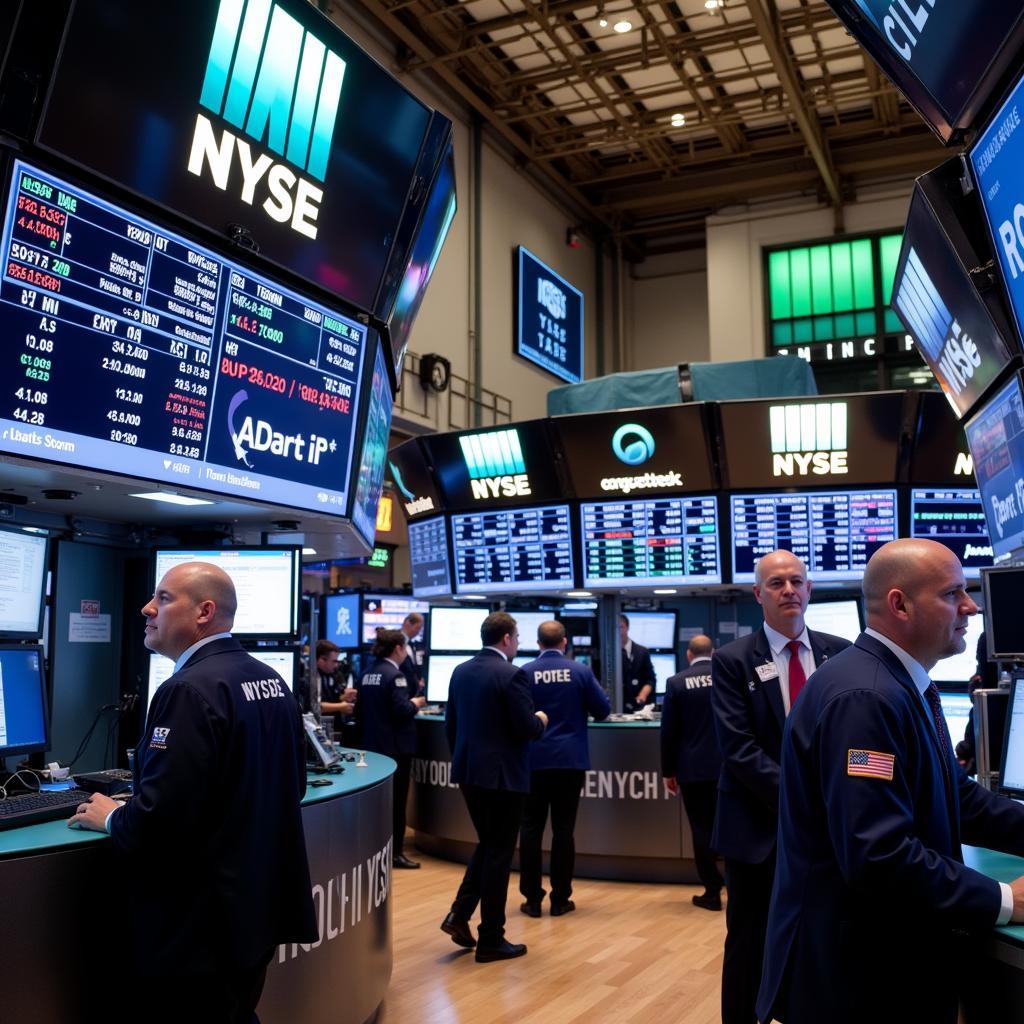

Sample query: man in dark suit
[442,611,548,962]
[620,613,656,711]
[758,538,1024,1024]
[661,634,724,911]
[398,611,426,695]
[711,548,850,1024]
[71,562,316,1023]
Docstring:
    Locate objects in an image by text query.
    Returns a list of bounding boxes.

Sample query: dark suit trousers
[393,753,412,857]
[679,781,723,895]
[451,785,526,946]
[519,768,585,905]
[722,852,775,1024]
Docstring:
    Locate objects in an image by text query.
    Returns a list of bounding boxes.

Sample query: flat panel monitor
[939,692,973,753]
[910,488,992,578]
[0,526,47,639]
[1000,676,1024,798]
[451,504,575,595]
[350,338,393,548]
[910,391,978,485]
[0,159,372,519]
[0,644,47,759]
[652,652,679,695]
[730,489,899,584]
[153,547,300,638]
[408,516,451,598]
[718,393,906,490]
[624,612,677,650]
[507,611,552,653]
[514,246,584,385]
[428,606,487,653]
[148,647,296,712]
[323,592,361,650]
[388,437,442,521]
[983,566,1024,659]
[803,599,863,645]
[36,0,435,315]
[424,653,467,704]
[964,374,1024,560]
[512,655,533,669]
[361,594,429,645]
[554,404,716,499]
[582,496,721,588]
[932,612,985,687]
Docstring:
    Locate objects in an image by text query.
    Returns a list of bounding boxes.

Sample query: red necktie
[786,640,807,707]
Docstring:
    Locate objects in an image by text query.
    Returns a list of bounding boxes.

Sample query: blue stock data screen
[0,160,369,516]
[408,516,451,597]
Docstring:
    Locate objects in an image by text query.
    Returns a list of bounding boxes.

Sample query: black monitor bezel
[982,565,1024,661]
[0,642,48,759]
[999,675,1024,799]
[321,591,363,651]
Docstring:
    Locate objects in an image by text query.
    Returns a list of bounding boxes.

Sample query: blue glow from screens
[324,592,361,649]
[0,646,48,758]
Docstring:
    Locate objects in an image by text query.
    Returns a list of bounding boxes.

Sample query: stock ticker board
[0,160,370,516]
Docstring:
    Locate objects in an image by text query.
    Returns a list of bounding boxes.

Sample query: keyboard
[0,789,85,831]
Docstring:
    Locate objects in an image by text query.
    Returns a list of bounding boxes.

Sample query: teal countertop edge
[964,846,1024,944]
[418,712,660,728]
[0,750,395,859]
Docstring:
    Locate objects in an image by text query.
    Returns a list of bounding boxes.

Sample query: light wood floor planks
[379,845,725,1024]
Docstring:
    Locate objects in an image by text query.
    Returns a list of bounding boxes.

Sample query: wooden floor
[378,844,725,1024]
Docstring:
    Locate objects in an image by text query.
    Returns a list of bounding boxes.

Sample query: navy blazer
[758,633,1024,1024]
[660,658,721,784]
[358,657,419,758]
[622,641,656,708]
[445,648,545,792]
[399,641,425,694]
[110,637,316,975]
[710,625,850,864]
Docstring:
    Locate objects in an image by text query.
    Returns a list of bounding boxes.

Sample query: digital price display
[581,497,721,588]
[408,516,451,597]
[910,489,992,578]
[0,160,369,516]
[730,489,898,583]
[451,504,574,594]
[350,341,393,547]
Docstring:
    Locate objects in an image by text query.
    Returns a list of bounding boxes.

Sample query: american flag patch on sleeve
[847,749,895,781]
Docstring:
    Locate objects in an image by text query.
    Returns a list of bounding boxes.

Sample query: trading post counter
[0,753,396,1024]
[409,715,700,883]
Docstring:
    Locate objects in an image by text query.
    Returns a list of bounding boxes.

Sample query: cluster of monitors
[403,487,992,596]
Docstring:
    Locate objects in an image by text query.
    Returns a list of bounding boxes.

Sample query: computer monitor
[0,644,48,759]
[803,599,863,645]
[624,612,676,651]
[428,606,488,653]
[1000,676,1024,798]
[424,653,468,704]
[939,692,973,754]
[323,593,361,651]
[982,567,1024,660]
[0,527,48,640]
[147,648,297,712]
[932,613,985,687]
[361,594,429,645]
[508,611,553,653]
[652,652,679,695]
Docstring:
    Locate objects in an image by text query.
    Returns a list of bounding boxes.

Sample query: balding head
[142,560,237,660]
[538,620,567,650]
[687,634,713,660]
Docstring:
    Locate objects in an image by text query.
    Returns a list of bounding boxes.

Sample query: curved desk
[0,753,395,1024]
[409,715,701,883]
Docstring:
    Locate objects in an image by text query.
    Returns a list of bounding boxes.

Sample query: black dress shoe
[475,940,527,963]
[549,900,576,916]
[520,900,542,918]
[393,854,420,869]
[441,912,476,948]
[692,892,722,912]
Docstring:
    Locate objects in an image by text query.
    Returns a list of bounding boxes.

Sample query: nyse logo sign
[855,0,935,63]
[955,452,974,477]
[460,429,532,500]
[770,402,848,477]
[187,0,347,239]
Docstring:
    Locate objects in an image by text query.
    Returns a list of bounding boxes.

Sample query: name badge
[755,662,779,683]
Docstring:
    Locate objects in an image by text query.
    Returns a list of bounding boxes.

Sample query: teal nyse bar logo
[459,429,532,500]
[187,0,347,239]
[769,402,849,477]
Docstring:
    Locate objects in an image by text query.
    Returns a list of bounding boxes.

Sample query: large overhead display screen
[730,489,898,583]
[408,516,451,597]
[910,488,992,578]
[36,0,433,314]
[581,497,721,588]
[0,160,369,516]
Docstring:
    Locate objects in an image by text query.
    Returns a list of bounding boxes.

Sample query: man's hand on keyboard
[68,792,118,832]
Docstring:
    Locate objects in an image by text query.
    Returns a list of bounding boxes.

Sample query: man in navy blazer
[442,611,548,962]
[711,549,850,1024]
[758,539,1024,1024]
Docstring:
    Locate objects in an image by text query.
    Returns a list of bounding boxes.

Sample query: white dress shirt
[763,622,816,716]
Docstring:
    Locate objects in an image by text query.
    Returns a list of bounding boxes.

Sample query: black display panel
[910,390,977,485]
[965,373,1024,561]
[350,339,392,548]
[893,161,1017,419]
[36,0,435,315]
[0,158,372,517]
[425,421,565,511]
[823,2,1024,143]
[718,393,905,490]
[450,504,575,594]
[0,644,48,759]
[387,437,441,520]
[730,489,899,583]
[554,404,716,499]
[408,515,451,598]
[581,497,721,588]
[909,488,992,578]
[983,566,1024,660]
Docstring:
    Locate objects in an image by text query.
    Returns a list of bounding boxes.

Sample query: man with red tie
[710,549,850,1024]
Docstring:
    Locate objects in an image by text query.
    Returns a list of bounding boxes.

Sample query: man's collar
[174,632,232,673]
[538,648,563,657]
[484,645,510,661]
[864,627,931,695]
[763,621,809,656]
[689,655,712,665]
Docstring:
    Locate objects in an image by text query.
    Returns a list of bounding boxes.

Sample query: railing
[395,351,512,432]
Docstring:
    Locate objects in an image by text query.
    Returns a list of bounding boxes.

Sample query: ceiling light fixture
[670,112,686,127]
[130,491,215,506]
[653,589,678,595]
[705,0,724,10]
[566,590,593,598]
[613,18,632,33]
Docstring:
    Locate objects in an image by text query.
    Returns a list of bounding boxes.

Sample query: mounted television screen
[730,489,899,584]
[0,159,372,519]
[507,611,551,653]
[350,339,393,548]
[428,606,487,653]
[983,566,1024,660]
[148,647,296,711]
[408,516,451,598]
[931,612,985,687]
[323,592,361,650]
[153,547,300,638]
[964,374,1024,561]
[424,653,467,704]
[910,488,992,578]
[451,504,575,594]
[652,653,679,695]
[0,644,48,759]
[0,526,47,639]
[581,496,721,588]
[1000,675,1024,798]
[361,594,429,645]
[803,598,863,644]
[388,437,441,521]
[35,0,437,315]
[623,612,677,650]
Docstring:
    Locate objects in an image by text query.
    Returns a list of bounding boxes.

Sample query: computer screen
[508,611,553,653]
[652,652,679,695]
[803,599,862,645]
[147,648,296,712]
[323,593,361,650]
[932,612,985,687]
[0,644,48,759]
[425,653,469,704]
[910,489,992,579]
[0,527,47,639]
[153,548,300,638]
[408,517,452,598]
[1000,676,1024,798]
[983,567,1024,660]
[939,692,973,754]
[625,612,677,650]
[512,656,533,669]
[428,606,488,653]
[361,594,429,644]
